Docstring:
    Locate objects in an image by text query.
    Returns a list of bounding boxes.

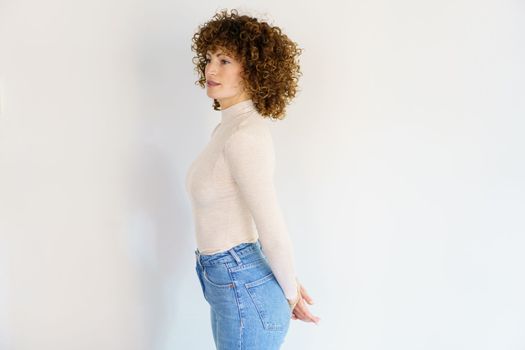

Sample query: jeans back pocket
[245,272,290,331]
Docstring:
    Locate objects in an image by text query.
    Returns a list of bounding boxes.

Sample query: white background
[1,1,524,349]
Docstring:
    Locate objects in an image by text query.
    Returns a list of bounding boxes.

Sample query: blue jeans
[194,240,292,349]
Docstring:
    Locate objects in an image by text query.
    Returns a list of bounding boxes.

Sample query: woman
[186,9,320,349]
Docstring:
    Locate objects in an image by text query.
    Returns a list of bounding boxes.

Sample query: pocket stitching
[244,272,283,331]
[245,272,274,288]
[202,267,235,289]
[228,257,265,273]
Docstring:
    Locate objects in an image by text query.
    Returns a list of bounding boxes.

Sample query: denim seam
[202,265,235,288]
[227,267,244,350]
[198,243,260,266]
[229,258,265,273]
[245,282,283,331]
[244,272,274,289]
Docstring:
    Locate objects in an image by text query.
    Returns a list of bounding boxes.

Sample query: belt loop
[228,248,242,265]
[195,249,202,268]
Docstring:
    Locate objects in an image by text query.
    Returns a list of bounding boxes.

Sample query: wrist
[286,279,301,309]
[287,295,299,310]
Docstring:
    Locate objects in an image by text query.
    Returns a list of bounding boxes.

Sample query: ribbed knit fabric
[185,99,299,301]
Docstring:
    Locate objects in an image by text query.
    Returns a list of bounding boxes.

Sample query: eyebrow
[205,52,231,58]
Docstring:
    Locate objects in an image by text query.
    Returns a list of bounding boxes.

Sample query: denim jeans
[194,240,292,349]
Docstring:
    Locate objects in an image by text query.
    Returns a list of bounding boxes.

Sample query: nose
[205,59,218,75]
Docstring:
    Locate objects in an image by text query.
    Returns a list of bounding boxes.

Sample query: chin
[206,90,220,99]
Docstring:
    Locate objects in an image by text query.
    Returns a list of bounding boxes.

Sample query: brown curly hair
[191,8,303,120]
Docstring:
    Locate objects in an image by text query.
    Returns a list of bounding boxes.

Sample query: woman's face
[205,48,250,109]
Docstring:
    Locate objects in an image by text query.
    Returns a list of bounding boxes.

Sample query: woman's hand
[290,282,320,325]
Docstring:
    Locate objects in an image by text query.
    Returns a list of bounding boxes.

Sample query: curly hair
[191,8,303,120]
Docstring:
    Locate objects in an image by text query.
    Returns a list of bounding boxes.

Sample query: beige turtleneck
[185,99,299,301]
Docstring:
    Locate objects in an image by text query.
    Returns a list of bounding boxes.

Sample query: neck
[220,99,256,124]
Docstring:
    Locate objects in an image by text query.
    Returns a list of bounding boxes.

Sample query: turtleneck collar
[220,99,256,124]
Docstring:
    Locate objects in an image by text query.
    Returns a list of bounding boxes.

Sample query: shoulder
[225,116,274,155]
[229,115,273,144]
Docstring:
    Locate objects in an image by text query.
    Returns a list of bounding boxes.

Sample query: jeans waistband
[194,240,262,267]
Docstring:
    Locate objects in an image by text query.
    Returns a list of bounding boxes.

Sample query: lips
[207,80,221,87]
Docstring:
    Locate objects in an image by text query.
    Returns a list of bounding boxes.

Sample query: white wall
[1,1,524,349]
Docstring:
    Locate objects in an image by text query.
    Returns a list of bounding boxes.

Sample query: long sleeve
[224,123,299,301]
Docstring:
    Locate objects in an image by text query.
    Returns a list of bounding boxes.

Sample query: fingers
[291,298,320,325]
[299,284,314,305]
[300,300,320,324]
[289,283,320,325]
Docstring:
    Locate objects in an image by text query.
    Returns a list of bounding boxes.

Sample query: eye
[204,57,230,64]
